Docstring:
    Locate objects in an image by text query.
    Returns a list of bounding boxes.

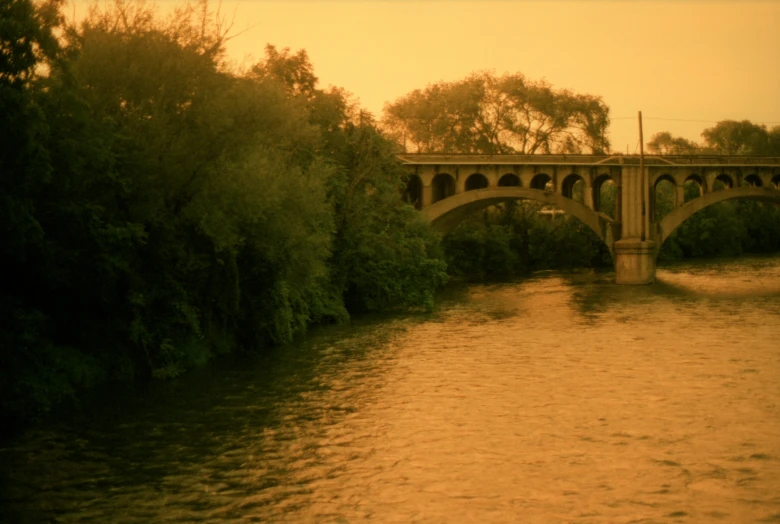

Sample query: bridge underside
[421,187,615,248]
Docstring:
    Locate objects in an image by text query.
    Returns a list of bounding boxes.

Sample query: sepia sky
[72,0,780,153]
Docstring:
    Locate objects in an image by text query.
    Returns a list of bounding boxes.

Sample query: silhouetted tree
[383,71,610,154]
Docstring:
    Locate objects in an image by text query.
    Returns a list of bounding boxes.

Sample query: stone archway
[561,174,586,203]
[530,173,553,191]
[652,174,676,221]
[432,173,455,203]
[465,173,489,190]
[684,173,706,202]
[713,173,734,190]
[743,174,763,187]
[498,173,521,187]
[593,174,618,218]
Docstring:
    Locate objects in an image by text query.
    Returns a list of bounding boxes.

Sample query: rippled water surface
[2,257,780,523]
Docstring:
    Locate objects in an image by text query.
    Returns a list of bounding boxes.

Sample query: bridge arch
[652,174,676,221]
[684,173,706,201]
[498,173,521,187]
[561,173,586,202]
[650,171,683,188]
[774,174,780,189]
[713,173,734,190]
[530,173,553,191]
[593,173,618,217]
[653,173,676,190]
[656,187,780,248]
[743,173,763,187]
[432,173,455,203]
[420,187,615,249]
[465,173,489,190]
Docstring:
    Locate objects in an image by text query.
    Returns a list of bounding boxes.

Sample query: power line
[611,116,780,124]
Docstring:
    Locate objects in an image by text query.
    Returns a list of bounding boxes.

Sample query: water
[2,257,780,523]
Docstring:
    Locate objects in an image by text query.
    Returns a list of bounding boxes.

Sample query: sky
[71,0,780,153]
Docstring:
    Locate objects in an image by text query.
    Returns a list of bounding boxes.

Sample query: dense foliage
[3,0,779,428]
[382,71,610,154]
[655,181,780,261]
[659,200,780,260]
[443,202,613,282]
[648,121,780,156]
[0,0,446,425]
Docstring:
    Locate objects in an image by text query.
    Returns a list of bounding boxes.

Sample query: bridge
[400,154,780,284]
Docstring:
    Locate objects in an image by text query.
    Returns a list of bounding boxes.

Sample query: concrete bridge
[400,154,780,284]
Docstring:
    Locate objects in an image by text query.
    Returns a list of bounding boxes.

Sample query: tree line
[647,122,780,156]
[2,0,779,427]
[1,0,448,426]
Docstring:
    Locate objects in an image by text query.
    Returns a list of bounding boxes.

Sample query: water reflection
[2,257,780,522]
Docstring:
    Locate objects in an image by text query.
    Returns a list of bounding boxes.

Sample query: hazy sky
[73,0,780,153]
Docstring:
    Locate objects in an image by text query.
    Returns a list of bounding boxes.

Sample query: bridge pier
[421,183,433,207]
[584,185,594,209]
[613,239,656,284]
[674,184,685,208]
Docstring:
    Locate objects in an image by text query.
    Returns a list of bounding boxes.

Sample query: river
[2,257,780,523]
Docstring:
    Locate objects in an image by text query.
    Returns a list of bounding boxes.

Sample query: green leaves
[647,132,700,155]
[648,120,780,156]
[702,120,779,156]
[383,71,610,154]
[0,1,450,425]
[443,202,611,282]
[322,111,447,313]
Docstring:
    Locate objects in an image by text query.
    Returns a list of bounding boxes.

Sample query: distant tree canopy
[646,132,700,155]
[382,71,610,155]
[701,120,780,155]
[648,120,780,156]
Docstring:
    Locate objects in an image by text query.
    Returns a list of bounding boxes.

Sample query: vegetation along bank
[2,0,779,428]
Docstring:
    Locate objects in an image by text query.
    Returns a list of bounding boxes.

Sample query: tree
[1,1,450,425]
[251,44,318,98]
[701,120,780,155]
[383,71,610,154]
[252,47,448,312]
[647,131,700,155]
[647,120,780,156]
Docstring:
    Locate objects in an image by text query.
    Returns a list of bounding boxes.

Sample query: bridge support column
[421,183,433,207]
[674,184,684,208]
[584,185,594,209]
[614,239,656,284]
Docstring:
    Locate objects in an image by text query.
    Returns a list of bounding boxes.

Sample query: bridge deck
[399,154,780,167]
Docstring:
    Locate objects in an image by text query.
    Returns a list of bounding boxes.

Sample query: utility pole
[639,111,647,241]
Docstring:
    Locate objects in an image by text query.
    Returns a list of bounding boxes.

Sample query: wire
[648,117,780,124]
[610,116,780,124]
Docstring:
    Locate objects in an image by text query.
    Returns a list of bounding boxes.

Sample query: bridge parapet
[399,153,780,167]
